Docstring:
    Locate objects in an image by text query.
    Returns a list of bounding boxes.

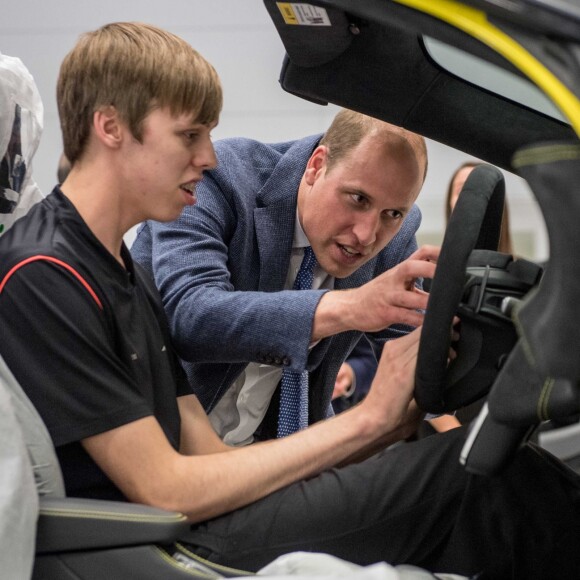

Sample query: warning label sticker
[276,3,331,26]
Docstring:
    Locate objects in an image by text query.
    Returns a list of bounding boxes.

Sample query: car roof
[263,0,580,171]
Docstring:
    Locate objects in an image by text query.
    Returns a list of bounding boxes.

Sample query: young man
[132,109,436,444]
[1,22,579,579]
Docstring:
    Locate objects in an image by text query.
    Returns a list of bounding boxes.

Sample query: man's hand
[334,327,424,465]
[349,245,439,332]
[312,246,439,341]
[361,326,423,436]
[332,363,355,400]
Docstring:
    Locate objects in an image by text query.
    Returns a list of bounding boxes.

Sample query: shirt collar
[292,207,310,249]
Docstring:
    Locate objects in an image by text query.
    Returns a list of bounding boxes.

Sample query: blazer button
[282,357,291,366]
[274,357,282,365]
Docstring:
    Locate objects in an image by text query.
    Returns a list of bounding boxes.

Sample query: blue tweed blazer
[132,134,422,422]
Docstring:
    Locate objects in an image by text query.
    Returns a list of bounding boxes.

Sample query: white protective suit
[0,51,44,579]
[0,52,43,235]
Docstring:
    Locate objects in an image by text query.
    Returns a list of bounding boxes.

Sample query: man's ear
[92,106,123,150]
[304,145,328,185]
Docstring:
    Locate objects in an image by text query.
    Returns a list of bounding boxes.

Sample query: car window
[424,36,566,123]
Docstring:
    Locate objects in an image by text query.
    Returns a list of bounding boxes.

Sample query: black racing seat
[461,142,580,475]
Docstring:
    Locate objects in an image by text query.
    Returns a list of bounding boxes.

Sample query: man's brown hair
[57,22,223,164]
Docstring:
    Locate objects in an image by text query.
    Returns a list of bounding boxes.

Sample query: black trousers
[182,427,580,578]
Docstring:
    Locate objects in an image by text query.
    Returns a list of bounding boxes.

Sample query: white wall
[1,0,548,259]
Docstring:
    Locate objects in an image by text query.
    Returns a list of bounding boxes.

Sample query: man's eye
[184,132,199,141]
[385,210,403,220]
[350,193,367,205]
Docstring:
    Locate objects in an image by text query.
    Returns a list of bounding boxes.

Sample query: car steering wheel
[414,164,508,414]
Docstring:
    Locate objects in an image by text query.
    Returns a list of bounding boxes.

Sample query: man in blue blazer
[132,109,435,444]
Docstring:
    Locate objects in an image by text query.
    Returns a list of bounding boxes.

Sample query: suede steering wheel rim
[414,164,506,414]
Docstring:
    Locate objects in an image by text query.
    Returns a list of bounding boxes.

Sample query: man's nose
[193,138,217,170]
[353,212,380,246]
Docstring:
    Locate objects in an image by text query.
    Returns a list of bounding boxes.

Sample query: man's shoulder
[212,134,321,172]
[0,191,85,282]
[0,198,53,271]
[213,137,286,164]
[204,134,322,201]
[404,204,422,230]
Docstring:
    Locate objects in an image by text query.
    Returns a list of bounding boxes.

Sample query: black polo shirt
[0,188,190,501]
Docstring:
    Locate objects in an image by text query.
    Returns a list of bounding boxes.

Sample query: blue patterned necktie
[277,246,317,438]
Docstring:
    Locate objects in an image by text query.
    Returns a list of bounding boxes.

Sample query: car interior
[2,0,580,577]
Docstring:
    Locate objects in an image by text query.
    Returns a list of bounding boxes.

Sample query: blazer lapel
[253,134,320,293]
[254,199,296,292]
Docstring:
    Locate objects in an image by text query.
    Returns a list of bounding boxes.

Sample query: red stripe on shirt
[0,255,103,310]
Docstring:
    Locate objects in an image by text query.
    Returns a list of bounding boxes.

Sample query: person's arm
[135,173,325,373]
[82,327,423,523]
[177,394,230,455]
[428,414,461,433]
[312,245,438,341]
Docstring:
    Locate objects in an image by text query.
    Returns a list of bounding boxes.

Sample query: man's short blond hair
[57,22,223,164]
